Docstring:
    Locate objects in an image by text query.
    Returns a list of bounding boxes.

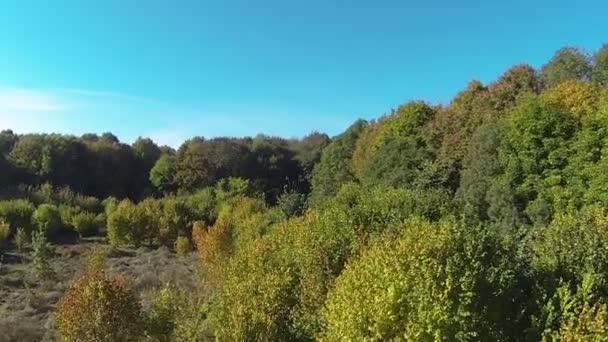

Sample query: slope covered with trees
[2,43,608,341]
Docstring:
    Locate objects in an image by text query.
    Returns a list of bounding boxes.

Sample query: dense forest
[2,43,608,341]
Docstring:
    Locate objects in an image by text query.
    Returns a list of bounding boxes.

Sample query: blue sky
[0,0,606,147]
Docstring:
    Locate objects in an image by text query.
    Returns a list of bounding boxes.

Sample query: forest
[2,43,608,341]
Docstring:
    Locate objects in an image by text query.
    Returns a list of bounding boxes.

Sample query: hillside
[2,43,608,341]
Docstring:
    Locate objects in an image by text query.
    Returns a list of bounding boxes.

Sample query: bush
[59,205,80,230]
[146,286,187,341]
[71,211,98,238]
[175,236,191,256]
[56,258,144,341]
[14,227,28,252]
[31,230,54,281]
[32,204,61,238]
[216,237,299,341]
[540,273,608,340]
[0,219,9,254]
[159,197,191,245]
[0,199,35,234]
[185,187,217,225]
[321,218,528,341]
[107,200,147,247]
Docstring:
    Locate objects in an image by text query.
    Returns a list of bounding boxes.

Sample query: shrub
[146,286,187,341]
[540,273,608,340]
[32,204,62,238]
[56,259,144,341]
[321,218,528,341]
[0,199,35,234]
[159,197,191,245]
[31,230,54,281]
[107,200,142,246]
[185,187,217,225]
[0,219,9,254]
[71,211,98,238]
[175,236,191,256]
[59,205,80,230]
[14,227,28,253]
[216,237,299,341]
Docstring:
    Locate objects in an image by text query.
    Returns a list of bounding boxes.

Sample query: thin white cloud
[0,86,66,112]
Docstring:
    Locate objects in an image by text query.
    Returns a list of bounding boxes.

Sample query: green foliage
[31,230,54,281]
[592,44,608,86]
[32,203,62,238]
[56,258,144,342]
[541,47,591,88]
[150,154,176,195]
[488,64,540,112]
[540,273,608,341]
[353,102,437,190]
[185,187,217,225]
[0,219,10,254]
[159,197,191,245]
[175,236,191,256]
[107,199,135,246]
[499,95,578,225]
[321,218,528,341]
[528,208,608,286]
[2,41,608,340]
[71,211,98,238]
[276,190,306,217]
[215,237,300,341]
[309,120,367,205]
[107,199,159,247]
[457,119,504,223]
[14,227,28,252]
[0,199,35,234]
[146,286,186,341]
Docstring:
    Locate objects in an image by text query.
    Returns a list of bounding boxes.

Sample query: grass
[0,238,199,342]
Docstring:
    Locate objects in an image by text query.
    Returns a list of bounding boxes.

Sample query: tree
[150,154,176,195]
[488,64,540,112]
[309,120,367,205]
[132,137,161,194]
[499,95,578,225]
[248,135,302,202]
[31,230,54,281]
[456,120,504,223]
[352,101,435,187]
[592,44,608,86]
[541,47,591,88]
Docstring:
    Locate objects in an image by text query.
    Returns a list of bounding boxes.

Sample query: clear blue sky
[0,0,606,147]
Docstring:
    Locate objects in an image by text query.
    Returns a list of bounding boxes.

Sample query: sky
[0,0,606,147]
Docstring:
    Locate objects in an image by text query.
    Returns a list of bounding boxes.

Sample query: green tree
[499,95,578,225]
[456,120,504,223]
[309,120,367,205]
[592,44,608,86]
[150,154,176,195]
[31,230,54,281]
[541,47,591,88]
